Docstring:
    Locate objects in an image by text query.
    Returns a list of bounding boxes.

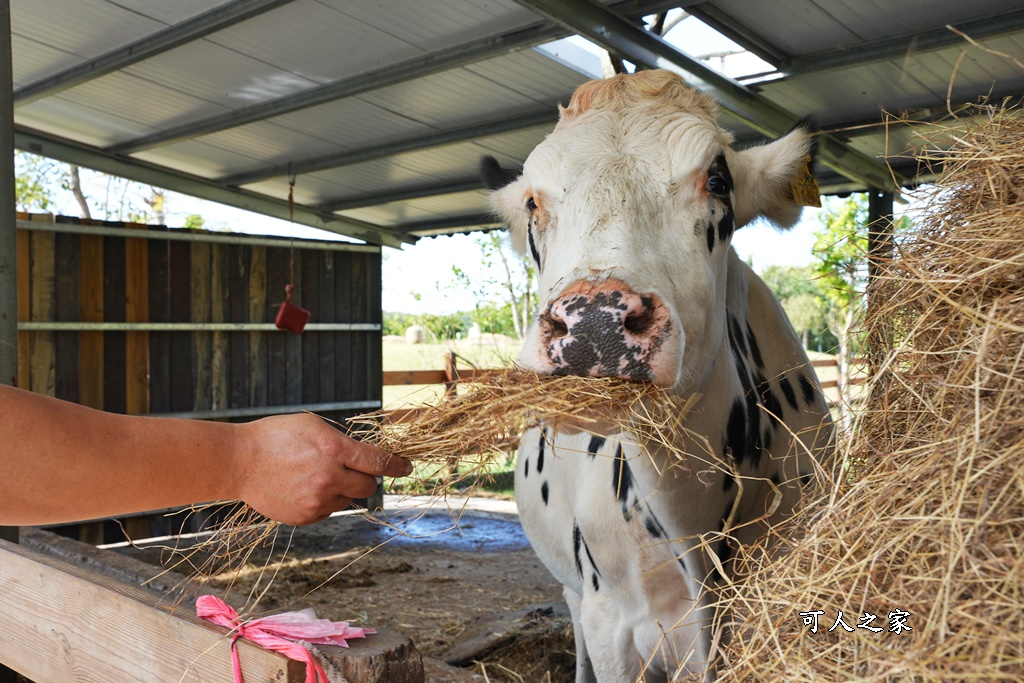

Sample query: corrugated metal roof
[9,0,1024,245]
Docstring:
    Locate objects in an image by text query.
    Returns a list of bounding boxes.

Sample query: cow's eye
[706,173,730,198]
[526,197,537,213]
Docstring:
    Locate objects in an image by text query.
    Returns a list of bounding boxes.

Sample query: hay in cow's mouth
[157,371,709,613]
[348,370,695,479]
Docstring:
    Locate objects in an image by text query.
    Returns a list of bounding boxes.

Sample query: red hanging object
[275,172,310,334]
[275,284,310,333]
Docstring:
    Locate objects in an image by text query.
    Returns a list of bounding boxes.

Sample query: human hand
[233,413,412,525]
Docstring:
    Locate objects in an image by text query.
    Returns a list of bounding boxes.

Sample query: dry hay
[160,373,698,609]
[350,371,695,486]
[713,103,1024,681]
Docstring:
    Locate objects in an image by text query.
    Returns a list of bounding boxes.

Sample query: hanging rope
[274,166,310,333]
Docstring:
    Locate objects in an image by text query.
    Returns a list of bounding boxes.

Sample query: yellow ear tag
[790,154,821,208]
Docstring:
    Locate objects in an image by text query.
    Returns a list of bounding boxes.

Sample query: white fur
[494,71,831,682]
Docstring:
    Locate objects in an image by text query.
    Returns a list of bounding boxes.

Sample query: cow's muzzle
[536,278,677,384]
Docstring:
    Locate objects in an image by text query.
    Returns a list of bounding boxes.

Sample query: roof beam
[684,2,791,67]
[221,109,557,187]
[782,9,1024,76]
[13,0,297,105]
[398,213,502,239]
[104,0,673,156]
[317,178,485,214]
[512,0,900,192]
[14,127,409,247]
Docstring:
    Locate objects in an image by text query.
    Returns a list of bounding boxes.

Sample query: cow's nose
[540,278,672,381]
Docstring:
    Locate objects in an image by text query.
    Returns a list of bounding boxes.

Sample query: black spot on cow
[755,373,783,421]
[645,513,667,540]
[541,481,550,505]
[725,400,749,466]
[522,455,529,479]
[716,537,733,571]
[706,222,716,252]
[612,444,633,509]
[800,472,814,487]
[716,207,734,243]
[587,435,606,459]
[779,376,798,410]
[728,315,748,359]
[536,433,546,474]
[741,381,764,468]
[745,322,764,369]
[722,471,735,492]
[770,471,781,487]
[573,522,583,578]
[762,425,773,453]
[677,557,688,575]
[527,227,542,268]
[582,537,601,578]
[592,574,600,592]
[799,374,816,404]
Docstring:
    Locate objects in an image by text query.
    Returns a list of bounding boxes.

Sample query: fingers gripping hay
[713,104,1024,681]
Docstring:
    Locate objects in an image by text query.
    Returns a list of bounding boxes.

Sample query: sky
[18,10,833,316]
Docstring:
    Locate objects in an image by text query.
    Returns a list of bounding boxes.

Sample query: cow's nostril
[624,307,655,334]
[542,312,569,338]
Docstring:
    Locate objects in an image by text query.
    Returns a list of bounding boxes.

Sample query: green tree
[450,233,537,340]
[783,292,830,350]
[759,264,836,351]
[813,196,869,425]
[14,152,59,212]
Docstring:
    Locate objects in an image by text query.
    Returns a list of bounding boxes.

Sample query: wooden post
[1,0,20,597]
[867,189,895,377]
[444,350,458,400]
[444,351,459,479]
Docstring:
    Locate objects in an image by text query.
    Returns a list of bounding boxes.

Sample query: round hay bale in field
[715,105,1024,681]
[405,324,426,344]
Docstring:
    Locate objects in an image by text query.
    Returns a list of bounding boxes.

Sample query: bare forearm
[0,385,243,525]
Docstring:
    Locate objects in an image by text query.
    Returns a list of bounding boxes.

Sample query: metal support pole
[0,0,20,553]
[867,188,895,376]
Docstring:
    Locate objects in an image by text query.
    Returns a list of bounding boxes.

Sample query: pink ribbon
[196,594,376,683]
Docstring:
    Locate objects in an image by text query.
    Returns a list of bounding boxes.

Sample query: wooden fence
[15,213,384,542]
[16,213,383,423]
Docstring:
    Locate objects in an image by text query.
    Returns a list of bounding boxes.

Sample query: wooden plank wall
[16,214,382,430]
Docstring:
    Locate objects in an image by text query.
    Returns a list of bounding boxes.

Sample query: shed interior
[9,0,1024,246]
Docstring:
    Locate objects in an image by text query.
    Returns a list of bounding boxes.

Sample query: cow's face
[490,70,813,391]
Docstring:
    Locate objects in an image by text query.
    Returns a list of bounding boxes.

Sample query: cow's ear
[480,156,521,190]
[731,122,817,230]
[484,159,530,255]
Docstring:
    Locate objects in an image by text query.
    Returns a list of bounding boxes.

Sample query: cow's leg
[565,587,597,683]
[579,596,642,683]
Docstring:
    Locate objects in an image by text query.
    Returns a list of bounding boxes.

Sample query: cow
[483,70,833,682]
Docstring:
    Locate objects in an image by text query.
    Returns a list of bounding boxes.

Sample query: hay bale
[715,105,1024,681]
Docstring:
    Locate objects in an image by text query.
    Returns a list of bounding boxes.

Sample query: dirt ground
[121,498,575,682]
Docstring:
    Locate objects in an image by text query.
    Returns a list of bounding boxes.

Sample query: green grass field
[382,336,522,408]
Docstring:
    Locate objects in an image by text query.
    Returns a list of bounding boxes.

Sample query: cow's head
[488,70,814,391]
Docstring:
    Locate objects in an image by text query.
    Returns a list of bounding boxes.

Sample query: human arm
[0,385,411,526]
